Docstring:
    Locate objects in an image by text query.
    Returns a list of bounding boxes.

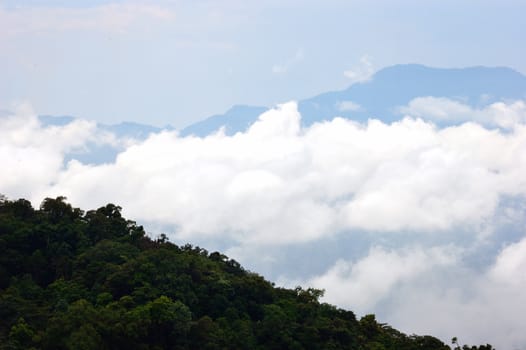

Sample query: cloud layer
[41,101,526,242]
[296,239,526,349]
[2,98,526,348]
[400,97,526,128]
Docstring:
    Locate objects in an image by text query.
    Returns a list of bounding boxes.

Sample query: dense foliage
[0,196,494,350]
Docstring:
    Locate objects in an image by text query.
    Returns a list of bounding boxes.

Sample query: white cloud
[272,49,304,74]
[400,97,526,128]
[343,55,374,84]
[3,100,526,243]
[288,237,526,349]
[488,236,526,286]
[0,103,94,198]
[304,246,457,314]
[0,103,132,199]
[385,237,526,350]
[337,100,362,112]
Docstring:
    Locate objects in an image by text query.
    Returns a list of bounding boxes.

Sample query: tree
[0,197,493,350]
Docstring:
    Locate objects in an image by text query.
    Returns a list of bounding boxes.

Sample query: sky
[1,0,526,127]
[2,1,526,349]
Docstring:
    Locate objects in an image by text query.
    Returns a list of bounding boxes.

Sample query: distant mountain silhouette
[38,117,171,164]
[37,64,526,163]
[180,105,268,137]
[38,115,76,127]
[39,117,169,137]
[181,64,526,136]
[301,64,526,124]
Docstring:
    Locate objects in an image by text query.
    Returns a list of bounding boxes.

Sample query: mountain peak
[371,64,525,85]
[181,64,526,137]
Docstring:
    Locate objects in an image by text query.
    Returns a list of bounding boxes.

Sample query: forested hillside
[0,196,493,350]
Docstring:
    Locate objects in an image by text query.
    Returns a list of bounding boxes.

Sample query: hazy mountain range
[182,64,526,136]
[36,64,526,165]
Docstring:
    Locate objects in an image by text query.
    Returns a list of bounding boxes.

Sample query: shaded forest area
[0,196,493,349]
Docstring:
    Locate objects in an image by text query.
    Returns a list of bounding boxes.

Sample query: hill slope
[0,196,493,349]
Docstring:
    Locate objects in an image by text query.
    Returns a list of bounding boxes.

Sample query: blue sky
[1,0,525,127]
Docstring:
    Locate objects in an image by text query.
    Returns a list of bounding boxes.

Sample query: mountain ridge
[36,64,526,138]
[33,64,526,164]
[181,64,526,136]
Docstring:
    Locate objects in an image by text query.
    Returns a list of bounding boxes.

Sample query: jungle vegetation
[0,195,494,350]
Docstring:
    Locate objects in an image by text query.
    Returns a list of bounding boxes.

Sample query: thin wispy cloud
[0,3,175,38]
[272,49,304,74]
[337,100,362,112]
[343,55,374,84]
